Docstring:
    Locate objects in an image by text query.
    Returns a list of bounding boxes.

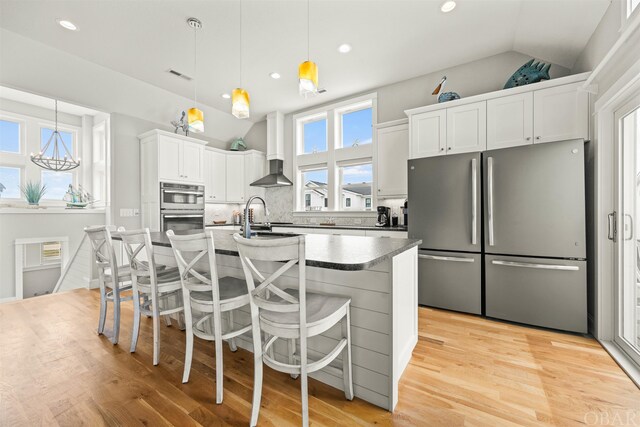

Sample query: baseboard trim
[0,297,17,304]
[599,339,640,389]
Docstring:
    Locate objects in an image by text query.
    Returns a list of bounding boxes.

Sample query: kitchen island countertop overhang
[112,229,420,411]
[117,229,421,271]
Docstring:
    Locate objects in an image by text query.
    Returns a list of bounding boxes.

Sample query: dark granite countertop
[205,223,408,232]
[114,229,420,271]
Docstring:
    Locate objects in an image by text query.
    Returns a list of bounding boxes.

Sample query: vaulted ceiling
[0,0,610,121]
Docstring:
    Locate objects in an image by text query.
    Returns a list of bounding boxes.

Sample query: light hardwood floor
[1,288,639,426]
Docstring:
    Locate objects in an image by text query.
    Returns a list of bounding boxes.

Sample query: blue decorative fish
[504,59,551,89]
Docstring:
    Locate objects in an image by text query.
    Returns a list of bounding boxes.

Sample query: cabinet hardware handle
[536,136,541,140]
[419,254,474,263]
[491,260,578,271]
[526,137,531,141]
[440,148,444,151]
[487,156,495,246]
[448,147,452,150]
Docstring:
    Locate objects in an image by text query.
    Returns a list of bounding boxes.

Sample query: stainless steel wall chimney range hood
[250,159,292,187]
[250,111,292,188]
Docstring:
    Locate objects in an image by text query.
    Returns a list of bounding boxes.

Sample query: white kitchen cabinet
[487,92,533,150]
[376,123,408,197]
[410,110,446,159]
[182,142,204,182]
[157,134,204,184]
[204,149,226,203]
[533,82,589,144]
[225,154,246,203]
[446,101,487,154]
[157,136,182,182]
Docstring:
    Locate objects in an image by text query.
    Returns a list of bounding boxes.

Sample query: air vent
[168,69,193,81]
[318,88,327,94]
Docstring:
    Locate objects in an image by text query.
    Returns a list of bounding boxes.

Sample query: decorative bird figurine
[504,59,551,89]
[432,76,460,103]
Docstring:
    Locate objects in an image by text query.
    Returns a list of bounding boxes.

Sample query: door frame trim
[595,55,640,370]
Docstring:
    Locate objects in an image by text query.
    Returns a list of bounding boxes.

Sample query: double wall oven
[160,182,205,232]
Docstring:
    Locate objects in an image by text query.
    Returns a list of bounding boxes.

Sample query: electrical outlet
[133,208,140,216]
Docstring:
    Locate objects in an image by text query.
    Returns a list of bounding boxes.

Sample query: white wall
[0,211,105,300]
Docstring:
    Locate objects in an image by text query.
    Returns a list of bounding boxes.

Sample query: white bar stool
[85,225,134,345]
[119,228,184,366]
[233,233,354,427]
[167,230,252,404]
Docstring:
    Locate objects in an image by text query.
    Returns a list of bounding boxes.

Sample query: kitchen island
[116,229,420,411]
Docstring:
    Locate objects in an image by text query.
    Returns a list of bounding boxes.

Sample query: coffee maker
[376,206,390,227]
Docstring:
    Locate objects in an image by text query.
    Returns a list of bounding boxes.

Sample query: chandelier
[31,99,80,171]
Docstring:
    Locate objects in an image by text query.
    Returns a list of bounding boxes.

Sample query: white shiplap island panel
[138,230,419,411]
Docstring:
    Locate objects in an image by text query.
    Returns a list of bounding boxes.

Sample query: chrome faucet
[243,196,270,238]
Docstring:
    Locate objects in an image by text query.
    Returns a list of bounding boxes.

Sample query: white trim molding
[15,236,69,300]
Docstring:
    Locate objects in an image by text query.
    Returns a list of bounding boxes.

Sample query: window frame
[292,93,377,215]
[621,0,640,33]
[0,109,82,207]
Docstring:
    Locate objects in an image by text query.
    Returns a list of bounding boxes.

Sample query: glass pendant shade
[187,107,204,133]
[232,88,250,119]
[298,60,318,96]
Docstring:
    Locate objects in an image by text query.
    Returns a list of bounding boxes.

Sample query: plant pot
[28,202,39,206]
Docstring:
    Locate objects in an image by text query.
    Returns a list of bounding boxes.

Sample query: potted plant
[21,181,47,206]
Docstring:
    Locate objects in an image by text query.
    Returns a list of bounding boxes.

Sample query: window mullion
[327,109,337,211]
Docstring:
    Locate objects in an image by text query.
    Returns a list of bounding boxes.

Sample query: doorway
[614,92,640,365]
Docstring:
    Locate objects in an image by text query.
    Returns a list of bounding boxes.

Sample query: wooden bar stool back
[119,228,183,365]
[233,233,354,427]
[167,230,251,404]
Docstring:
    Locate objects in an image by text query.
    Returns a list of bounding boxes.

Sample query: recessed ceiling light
[269,72,281,79]
[221,93,231,99]
[57,19,78,31]
[440,1,456,13]
[337,43,352,53]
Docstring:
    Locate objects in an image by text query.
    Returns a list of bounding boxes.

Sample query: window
[339,107,372,148]
[0,119,20,153]
[0,109,83,206]
[300,169,328,211]
[0,166,21,199]
[41,170,73,200]
[293,94,377,212]
[302,117,327,154]
[39,127,77,202]
[339,163,373,210]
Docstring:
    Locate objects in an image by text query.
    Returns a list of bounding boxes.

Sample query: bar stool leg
[130,285,141,353]
[250,321,263,427]
[112,285,121,345]
[182,290,194,383]
[342,308,354,400]
[289,339,299,379]
[98,283,107,335]
[228,311,238,352]
[152,292,161,365]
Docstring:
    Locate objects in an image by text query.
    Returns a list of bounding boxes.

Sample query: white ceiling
[0,0,609,122]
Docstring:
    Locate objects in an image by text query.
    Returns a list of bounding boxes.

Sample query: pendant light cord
[307,0,310,60]
[55,99,58,133]
[193,24,198,107]
[240,0,243,87]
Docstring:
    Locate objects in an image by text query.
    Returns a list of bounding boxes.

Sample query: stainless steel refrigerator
[408,152,483,315]
[409,139,587,333]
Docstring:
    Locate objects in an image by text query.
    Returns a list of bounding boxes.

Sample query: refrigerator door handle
[491,260,579,271]
[487,156,495,246]
[624,214,633,241]
[471,158,477,245]
[608,212,617,242]
[419,254,475,263]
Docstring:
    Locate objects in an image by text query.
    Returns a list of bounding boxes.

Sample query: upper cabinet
[377,122,409,197]
[410,110,446,158]
[533,82,589,144]
[487,92,533,149]
[446,101,486,155]
[204,149,226,202]
[157,134,204,183]
[406,73,590,159]
[225,154,245,203]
